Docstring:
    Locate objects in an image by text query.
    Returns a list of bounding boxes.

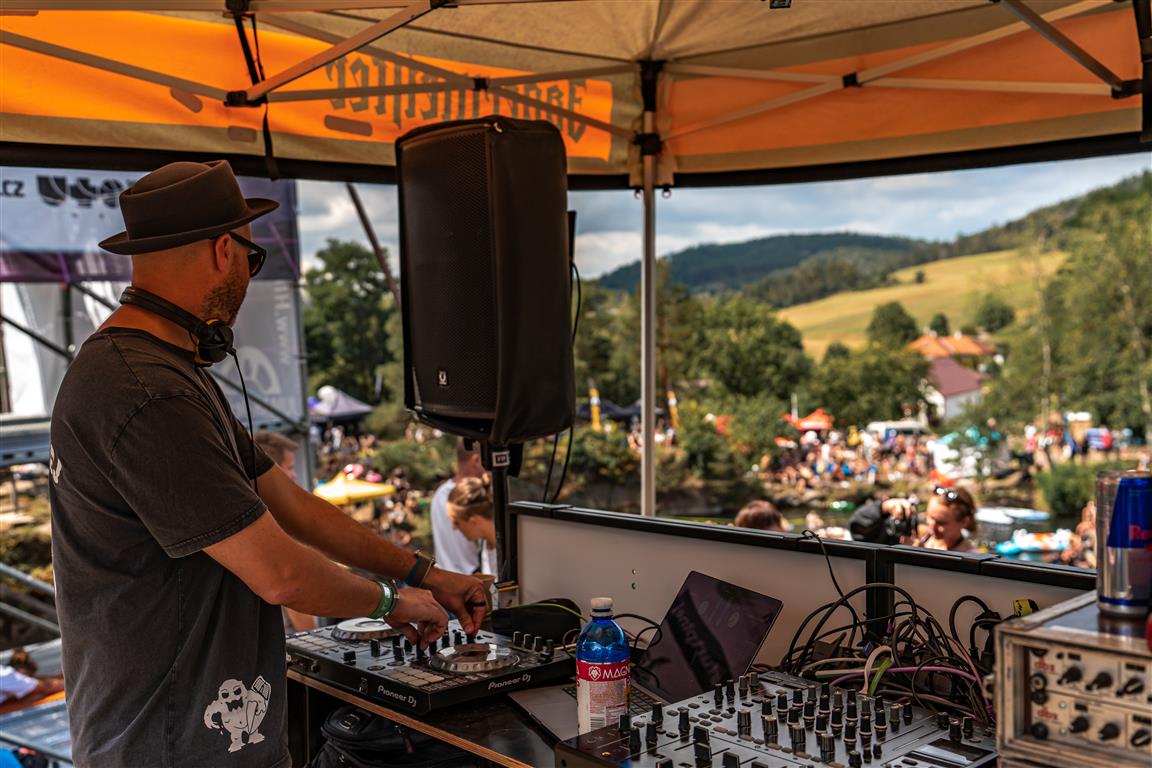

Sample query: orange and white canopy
[1,0,1146,186]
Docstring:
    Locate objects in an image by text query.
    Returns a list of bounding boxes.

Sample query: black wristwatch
[405,551,435,588]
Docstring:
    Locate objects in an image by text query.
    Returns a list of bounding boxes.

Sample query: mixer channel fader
[555,670,996,768]
[286,618,572,715]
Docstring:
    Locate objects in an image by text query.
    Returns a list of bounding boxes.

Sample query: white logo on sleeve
[49,445,63,484]
[203,676,271,753]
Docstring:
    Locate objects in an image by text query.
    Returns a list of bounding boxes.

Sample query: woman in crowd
[849,485,979,552]
[446,477,498,576]
[733,500,785,531]
[918,486,979,552]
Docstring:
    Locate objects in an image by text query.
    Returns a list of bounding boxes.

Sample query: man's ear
[211,233,232,273]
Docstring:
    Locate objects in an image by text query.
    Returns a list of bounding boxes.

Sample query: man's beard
[202,270,248,326]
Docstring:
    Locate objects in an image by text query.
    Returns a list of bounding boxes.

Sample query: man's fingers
[396,624,420,647]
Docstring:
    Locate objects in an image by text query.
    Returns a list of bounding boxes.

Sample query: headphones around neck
[119,287,235,367]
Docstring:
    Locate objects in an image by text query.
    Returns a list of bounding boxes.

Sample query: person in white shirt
[430,440,486,574]
[446,477,498,578]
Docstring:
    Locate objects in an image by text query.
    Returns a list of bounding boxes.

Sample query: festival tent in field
[1,0,1147,513]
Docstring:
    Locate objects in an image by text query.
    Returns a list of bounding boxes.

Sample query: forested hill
[596,232,918,293]
[594,173,1148,304]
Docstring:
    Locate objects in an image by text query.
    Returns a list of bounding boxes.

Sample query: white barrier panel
[518,513,868,665]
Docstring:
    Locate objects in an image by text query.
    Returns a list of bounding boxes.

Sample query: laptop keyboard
[562,684,659,716]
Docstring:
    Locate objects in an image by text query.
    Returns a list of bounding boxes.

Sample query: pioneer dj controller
[555,670,997,768]
[286,618,572,715]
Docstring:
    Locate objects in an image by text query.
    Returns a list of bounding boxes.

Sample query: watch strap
[405,552,435,588]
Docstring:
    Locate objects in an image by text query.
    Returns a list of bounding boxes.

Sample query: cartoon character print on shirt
[203,675,271,753]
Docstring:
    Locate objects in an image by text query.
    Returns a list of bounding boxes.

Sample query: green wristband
[368,579,397,620]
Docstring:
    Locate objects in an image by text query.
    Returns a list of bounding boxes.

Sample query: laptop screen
[631,571,783,702]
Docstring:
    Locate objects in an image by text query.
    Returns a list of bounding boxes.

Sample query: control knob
[1119,677,1146,696]
[655,760,673,768]
[618,712,631,734]
[392,646,403,662]
[738,675,749,698]
[369,639,381,657]
[628,725,641,754]
[652,702,664,724]
[722,752,741,768]
[815,712,828,732]
[844,720,858,749]
[693,725,710,745]
[725,679,736,702]
[889,703,901,734]
[737,708,752,737]
[789,725,806,754]
[645,721,658,750]
[1057,667,1082,685]
[693,741,711,768]
[512,631,522,646]
[902,702,913,725]
[962,716,974,738]
[762,714,778,743]
[846,694,858,722]
[948,717,962,742]
[1086,672,1113,691]
[787,706,801,727]
[792,687,804,706]
[679,709,690,737]
[1030,722,1049,740]
[874,703,887,737]
[440,634,450,650]
[342,650,356,664]
[830,707,844,733]
[803,698,816,727]
[847,749,862,768]
[818,731,836,762]
[1131,728,1151,748]
[1098,723,1120,742]
[776,691,789,712]
[1069,715,1090,734]
[714,683,724,707]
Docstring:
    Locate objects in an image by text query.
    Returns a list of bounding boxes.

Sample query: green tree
[867,301,919,349]
[303,239,394,402]
[810,346,928,428]
[975,293,1016,333]
[823,341,851,362]
[692,295,812,401]
[929,313,950,336]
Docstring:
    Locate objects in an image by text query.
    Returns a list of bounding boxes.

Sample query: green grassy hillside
[779,248,1066,358]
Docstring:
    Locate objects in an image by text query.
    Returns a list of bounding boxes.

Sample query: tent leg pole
[640,109,657,518]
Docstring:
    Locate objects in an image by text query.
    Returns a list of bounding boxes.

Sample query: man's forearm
[291,495,416,577]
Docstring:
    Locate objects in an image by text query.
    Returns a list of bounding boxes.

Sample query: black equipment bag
[396,116,575,446]
[308,705,481,768]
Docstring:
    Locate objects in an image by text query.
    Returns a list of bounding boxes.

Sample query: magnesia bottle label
[576,659,630,733]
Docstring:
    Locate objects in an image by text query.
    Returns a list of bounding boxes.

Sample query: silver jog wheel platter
[429,642,519,673]
[330,618,401,642]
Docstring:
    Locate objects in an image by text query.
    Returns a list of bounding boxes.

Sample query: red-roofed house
[926,357,986,420]
[907,332,995,359]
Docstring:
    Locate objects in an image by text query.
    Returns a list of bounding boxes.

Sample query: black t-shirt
[49,328,287,768]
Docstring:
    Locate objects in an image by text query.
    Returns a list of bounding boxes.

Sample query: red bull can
[1096,470,1152,618]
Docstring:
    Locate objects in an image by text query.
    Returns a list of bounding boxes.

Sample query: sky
[297,153,1149,279]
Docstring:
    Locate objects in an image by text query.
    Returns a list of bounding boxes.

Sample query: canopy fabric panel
[0,0,1144,185]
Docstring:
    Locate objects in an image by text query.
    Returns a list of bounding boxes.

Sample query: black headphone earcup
[193,321,234,366]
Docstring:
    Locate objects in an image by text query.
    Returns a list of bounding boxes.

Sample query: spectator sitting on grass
[734,500,785,531]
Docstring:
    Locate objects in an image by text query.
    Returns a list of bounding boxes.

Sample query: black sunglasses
[227,231,267,277]
[933,486,960,502]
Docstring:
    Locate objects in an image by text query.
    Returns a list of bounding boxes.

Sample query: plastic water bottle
[575,597,630,734]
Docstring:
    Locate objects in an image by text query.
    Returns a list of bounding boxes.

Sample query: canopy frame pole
[856,0,1108,83]
[1134,0,1152,140]
[998,0,1126,91]
[238,0,444,104]
[0,30,228,101]
[665,0,1110,142]
[638,60,662,518]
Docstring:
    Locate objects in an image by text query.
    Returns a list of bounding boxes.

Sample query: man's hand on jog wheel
[424,569,490,636]
[389,588,450,650]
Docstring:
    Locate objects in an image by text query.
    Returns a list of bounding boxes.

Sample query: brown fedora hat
[99,160,279,255]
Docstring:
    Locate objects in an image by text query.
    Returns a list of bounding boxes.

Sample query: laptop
[508,571,783,741]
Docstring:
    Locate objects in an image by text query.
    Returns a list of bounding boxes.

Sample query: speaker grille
[400,127,498,418]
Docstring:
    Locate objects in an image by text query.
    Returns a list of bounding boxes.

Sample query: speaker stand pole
[480,442,516,586]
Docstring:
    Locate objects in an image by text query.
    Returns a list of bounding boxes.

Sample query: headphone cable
[231,351,259,495]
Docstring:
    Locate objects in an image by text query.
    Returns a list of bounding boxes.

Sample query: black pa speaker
[396,117,575,445]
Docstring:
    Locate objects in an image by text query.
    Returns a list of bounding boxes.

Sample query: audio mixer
[555,670,997,768]
[286,618,572,715]
[996,592,1152,768]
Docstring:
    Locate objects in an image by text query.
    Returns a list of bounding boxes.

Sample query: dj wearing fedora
[48,161,488,768]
